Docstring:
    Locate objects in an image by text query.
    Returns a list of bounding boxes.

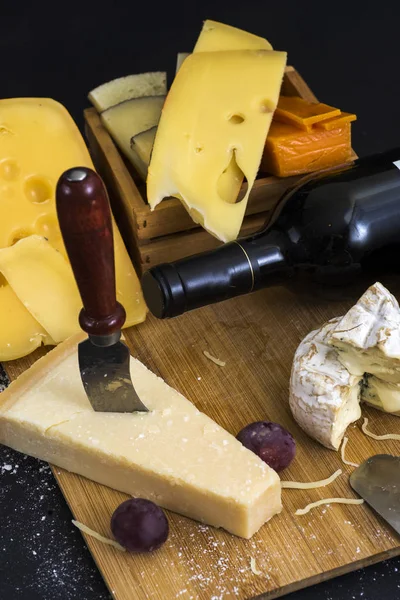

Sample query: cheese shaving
[203,350,226,367]
[340,437,359,467]
[362,418,400,441]
[295,497,364,516]
[281,468,342,489]
[250,557,262,575]
[72,520,125,552]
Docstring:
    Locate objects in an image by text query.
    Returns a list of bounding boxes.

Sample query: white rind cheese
[289,318,362,450]
[0,334,281,539]
[329,282,400,383]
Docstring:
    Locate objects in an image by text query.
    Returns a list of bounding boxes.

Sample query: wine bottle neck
[142,227,291,318]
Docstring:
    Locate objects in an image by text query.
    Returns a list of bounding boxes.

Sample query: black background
[1,1,400,598]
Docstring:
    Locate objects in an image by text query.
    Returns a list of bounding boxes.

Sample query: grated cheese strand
[72,520,125,551]
[340,437,360,467]
[281,468,342,489]
[203,350,226,367]
[362,418,400,441]
[250,557,263,575]
[295,498,364,516]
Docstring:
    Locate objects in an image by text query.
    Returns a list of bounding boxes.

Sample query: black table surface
[1,1,400,599]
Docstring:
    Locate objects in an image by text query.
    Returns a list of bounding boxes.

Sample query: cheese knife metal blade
[56,167,148,413]
[350,454,400,535]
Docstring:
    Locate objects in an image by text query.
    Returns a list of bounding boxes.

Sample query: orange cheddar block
[316,111,357,131]
[274,96,340,131]
[261,121,352,178]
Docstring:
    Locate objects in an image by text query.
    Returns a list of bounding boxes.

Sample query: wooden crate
[84,66,349,275]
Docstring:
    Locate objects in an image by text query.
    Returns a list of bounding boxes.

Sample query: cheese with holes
[0,236,81,343]
[329,282,400,383]
[193,20,272,52]
[0,334,282,538]
[289,318,362,450]
[147,50,286,241]
[0,98,147,360]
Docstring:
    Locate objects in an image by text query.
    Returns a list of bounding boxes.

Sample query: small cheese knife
[350,454,400,535]
[56,167,149,413]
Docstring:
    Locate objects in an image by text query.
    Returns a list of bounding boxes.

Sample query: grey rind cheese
[289,318,362,450]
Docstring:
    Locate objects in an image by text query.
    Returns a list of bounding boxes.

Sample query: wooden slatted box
[84,67,348,276]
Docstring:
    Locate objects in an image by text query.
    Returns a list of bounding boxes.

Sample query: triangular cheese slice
[147,49,286,242]
[0,334,281,538]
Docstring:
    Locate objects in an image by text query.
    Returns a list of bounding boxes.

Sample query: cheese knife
[350,454,400,535]
[56,167,149,413]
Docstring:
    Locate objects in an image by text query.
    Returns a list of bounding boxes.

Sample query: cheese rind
[194,20,272,52]
[329,282,400,383]
[290,318,362,450]
[88,72,167,112]
[0,335,281,538]
[147,50,286,242]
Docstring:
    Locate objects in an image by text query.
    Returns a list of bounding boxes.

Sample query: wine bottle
[141,148,400,318]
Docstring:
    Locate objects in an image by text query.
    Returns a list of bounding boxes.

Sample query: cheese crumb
[281,468,342,489]
[361,418,400,441]
[340,437,359,467]
[203,350,226,367]
[72,520,125,551]
[295,497,364,516]
[250,557,262,575]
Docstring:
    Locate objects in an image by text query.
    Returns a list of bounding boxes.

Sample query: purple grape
[236,421,296,472]
[111,498,169,552]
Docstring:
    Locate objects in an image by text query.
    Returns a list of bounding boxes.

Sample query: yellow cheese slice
[193,20,272,52]
[0,236,81,343]
[147,50,287,241]
[0,279,54,361]
[0,98,147,359]
[0,334,282,539]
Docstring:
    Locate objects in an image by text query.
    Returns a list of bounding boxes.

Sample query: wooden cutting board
[4,276,400,599]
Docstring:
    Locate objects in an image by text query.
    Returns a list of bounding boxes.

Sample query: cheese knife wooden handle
[56,167,126,337]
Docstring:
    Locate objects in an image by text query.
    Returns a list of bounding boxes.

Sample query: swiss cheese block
[147,50,287,241]
[0,98,147,358]
[0,334,282,539]
[0,280,54,361]
[193,20,272,52]
[0,236,81,343]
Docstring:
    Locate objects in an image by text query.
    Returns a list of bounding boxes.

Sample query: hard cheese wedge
[101,96,165,180]
[0,97,147,359]
[0,334,282,539]
[194,20,272,52]
[147,50,287,242]
[0,281,54,361]
[88,72,167,112]
[0,236,81,344]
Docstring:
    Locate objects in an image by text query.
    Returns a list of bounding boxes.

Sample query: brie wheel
[289,318,362,450]
[329,282,400,383]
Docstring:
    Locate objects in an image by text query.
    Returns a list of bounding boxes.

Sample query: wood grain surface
[4,275,400,599]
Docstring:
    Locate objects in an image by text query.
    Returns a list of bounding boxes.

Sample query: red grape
[111,498,169,552]
[236,421,296,472]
